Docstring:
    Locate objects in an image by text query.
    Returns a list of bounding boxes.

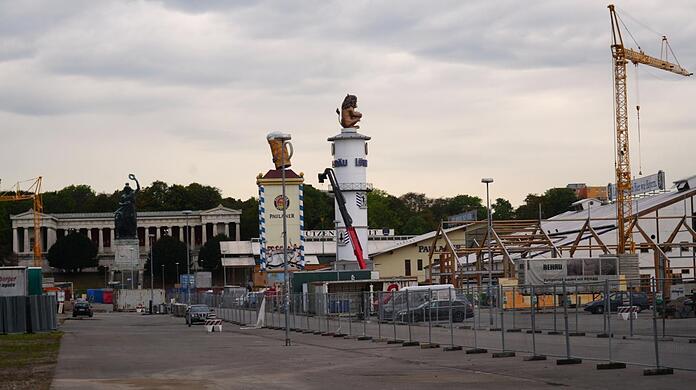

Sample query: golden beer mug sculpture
[266,132,293,169]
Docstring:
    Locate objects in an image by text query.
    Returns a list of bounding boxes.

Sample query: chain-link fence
[170,278,695,373]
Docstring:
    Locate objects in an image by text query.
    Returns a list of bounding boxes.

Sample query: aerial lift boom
[318,168,367,270]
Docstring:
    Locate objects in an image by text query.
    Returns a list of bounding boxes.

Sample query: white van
[381,284,458,319]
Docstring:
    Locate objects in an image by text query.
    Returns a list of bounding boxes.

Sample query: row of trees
[46,231,224,277]
[1,180,578,265]
[302,186,577,235]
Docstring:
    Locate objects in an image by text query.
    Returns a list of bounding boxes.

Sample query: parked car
[584,291,649,314]
[396,299,473,323]
[186,304,214,326]
[662,296,696,319]
[72,300,93,318]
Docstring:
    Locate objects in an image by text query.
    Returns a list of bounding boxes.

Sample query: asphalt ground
[52,311,696,389]
[227,306,696,370]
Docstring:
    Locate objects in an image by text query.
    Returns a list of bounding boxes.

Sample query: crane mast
[608,4,691,254]
[0,177,43,267]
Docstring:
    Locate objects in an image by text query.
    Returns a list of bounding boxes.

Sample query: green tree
[47,232,98,272]
[515,188,577,220]
[146,235,188,280]
[515,194,544,220]
[542,188,577,217]
[367,189,410,234]
[401,214,431,235]
[198,234,227,271]
[221,196,266,240]
[492,198,515,220]
[399,192,431,213]
[302,185,334,230]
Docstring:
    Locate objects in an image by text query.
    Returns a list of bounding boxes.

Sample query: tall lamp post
[129,248,135,290]
[161,264,165,291]
[481,177,494,327]
[175,262,180,290]
[149,234,155,314]
[183,210,192,305]
[269,132,292,347]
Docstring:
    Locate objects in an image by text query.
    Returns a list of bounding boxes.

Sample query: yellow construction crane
[608,4,691,254]
[0,177,43,267]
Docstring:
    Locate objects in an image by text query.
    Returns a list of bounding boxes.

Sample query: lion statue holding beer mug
[337,94,363,129]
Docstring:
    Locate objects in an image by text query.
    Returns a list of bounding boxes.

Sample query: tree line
[0,181,577,265]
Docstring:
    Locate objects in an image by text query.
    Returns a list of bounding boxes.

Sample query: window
[583,258,600,276]
[567,258,582,276]
[417,259,423,271]
[600,258,617,275]
[405,259,411,276]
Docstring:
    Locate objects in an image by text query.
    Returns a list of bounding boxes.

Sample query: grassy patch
[0,332,63,390]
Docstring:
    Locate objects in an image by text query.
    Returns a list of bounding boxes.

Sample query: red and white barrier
[205,318,223,333]
[617,305,639,320]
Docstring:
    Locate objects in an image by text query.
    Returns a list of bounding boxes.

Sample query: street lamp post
[269,132,292,347]
[175,262,180,290]
[161,264,165,291]
[129,248,135,290]
[588,201,594,257]
[149,234,155,314]
[482,177,494,327]
[183,210,193,305]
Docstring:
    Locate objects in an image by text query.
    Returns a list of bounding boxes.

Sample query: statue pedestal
[114,239,140,272]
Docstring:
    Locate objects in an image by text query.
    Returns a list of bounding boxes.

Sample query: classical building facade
[10,205,241,269]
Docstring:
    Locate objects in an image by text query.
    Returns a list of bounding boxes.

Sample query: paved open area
[52,311,696,389]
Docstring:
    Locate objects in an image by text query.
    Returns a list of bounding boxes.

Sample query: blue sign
[180,274,195,288]
[355,158,368,167]
[332,159,348,167]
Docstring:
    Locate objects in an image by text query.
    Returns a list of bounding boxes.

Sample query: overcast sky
[1,0,694,206]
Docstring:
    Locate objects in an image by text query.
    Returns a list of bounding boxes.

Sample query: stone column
[110,229,115,252]
[178,226,183,241]
[201,224,207,245]
[87,228,92,240]
[144,227,150,252]
[98,228,105,253]
[156,226,161,241]
[225,223,230,238]
[47,228,57,250]
[13,228,19,254]
[23,228,30,253]
[235,223,241,241]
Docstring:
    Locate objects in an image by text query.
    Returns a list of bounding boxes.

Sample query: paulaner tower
[330,94,371,268]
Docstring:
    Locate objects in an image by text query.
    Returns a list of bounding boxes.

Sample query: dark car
[584,291,649,314]
[186,304,214,326]
[662,297,696,319]
[73,300,93,318]
[396,299,473,323]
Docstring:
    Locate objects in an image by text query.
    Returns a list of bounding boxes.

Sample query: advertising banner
[259,181,304,270]
[195,272,212,289]
[608,170,665,200]
[522,257,619,291]
[0,267,28,297]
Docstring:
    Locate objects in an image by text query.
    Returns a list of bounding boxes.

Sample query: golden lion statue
[336,94,363,129]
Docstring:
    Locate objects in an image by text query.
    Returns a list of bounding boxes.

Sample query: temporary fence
[0,295,58,334]
[175,278,695,374]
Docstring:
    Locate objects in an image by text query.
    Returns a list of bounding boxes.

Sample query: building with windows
[370,226,469,284]
[10,205,241,269]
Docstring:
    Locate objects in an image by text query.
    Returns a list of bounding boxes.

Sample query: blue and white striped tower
[258,183,267,270]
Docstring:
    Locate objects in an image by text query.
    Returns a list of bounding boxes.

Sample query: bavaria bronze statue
[114,174,140,239]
